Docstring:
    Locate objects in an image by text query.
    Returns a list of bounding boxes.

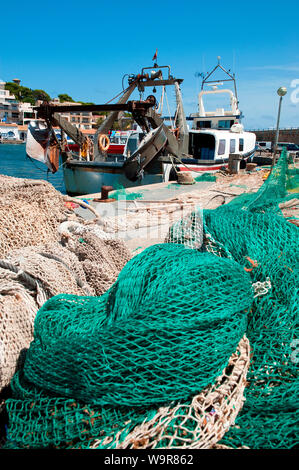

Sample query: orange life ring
[98,134,110,152]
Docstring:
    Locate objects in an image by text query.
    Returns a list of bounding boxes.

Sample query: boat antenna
[201,56,238,103]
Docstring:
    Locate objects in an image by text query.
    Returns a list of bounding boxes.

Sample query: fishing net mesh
[2,150,299,449]
[0,176,67,258]
[0,232,131,393]
[202,154,299,449]
[4,246,252,449]
[0,177,131,395]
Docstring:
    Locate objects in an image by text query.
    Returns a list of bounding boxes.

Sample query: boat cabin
[189,88,241,131]
[187,128,256,163]
[183,62,256,165]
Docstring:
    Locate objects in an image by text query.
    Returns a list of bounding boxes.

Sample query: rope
[164,88,174,130]
[156,86,165,115]
[252,278,272,298]
[38,252,92,295]
[0,260,37,291]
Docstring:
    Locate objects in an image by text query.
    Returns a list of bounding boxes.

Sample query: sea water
[0,143,66,194]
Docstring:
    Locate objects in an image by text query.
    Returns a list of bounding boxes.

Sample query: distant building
[0,80,19,123]
[81,128,97,139]
[50,99,97,130]
[18,124,28,141]
[18,102,37,125]
[0,80,37,125]
[0,122,19,140]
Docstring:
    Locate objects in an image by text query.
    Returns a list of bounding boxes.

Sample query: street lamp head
[277,86,287,97]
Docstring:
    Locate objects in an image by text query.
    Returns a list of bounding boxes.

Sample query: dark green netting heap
[4,245,252,448]
[4,150,298,449]
[202,151,299,449]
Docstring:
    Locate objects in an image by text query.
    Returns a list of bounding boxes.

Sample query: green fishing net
[5,245,252,448]
[202,152,299,449]
[4,149,299,449]
[108,184,143,200]
[194,173,217,182]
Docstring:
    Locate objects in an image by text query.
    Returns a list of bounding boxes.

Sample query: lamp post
[272,86,287,171]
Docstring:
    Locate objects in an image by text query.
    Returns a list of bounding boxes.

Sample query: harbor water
[0,143,66,194]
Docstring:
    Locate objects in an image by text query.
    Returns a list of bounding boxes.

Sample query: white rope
[252,277,272,298]
[164,88,174,130]
[156,86,165,115]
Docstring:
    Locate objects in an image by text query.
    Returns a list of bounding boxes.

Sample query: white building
[0,122,19,140]
[18,102,37,125]
[0,80,19,123]
[0,80,37,125]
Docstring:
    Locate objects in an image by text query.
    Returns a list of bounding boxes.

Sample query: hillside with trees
[4,83,95,107]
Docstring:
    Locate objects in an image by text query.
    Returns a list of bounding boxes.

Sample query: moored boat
[177,59,256,175]
[26,60,256,196]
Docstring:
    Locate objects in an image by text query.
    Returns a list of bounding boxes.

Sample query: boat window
[196,120,212,129]
[230,139,236,153]
[218,139,226,155]
[120,137,127,144]
[239,138,244,152]
[188,132,215,160]
[218,120,231,129]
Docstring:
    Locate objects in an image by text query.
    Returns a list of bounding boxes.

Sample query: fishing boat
[26,60,256,195]
[179,59,256,175]
[61,129,136,156]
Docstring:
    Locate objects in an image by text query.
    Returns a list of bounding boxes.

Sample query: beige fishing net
[61,229,132,295]
[0,266,37,391]
[0,175,67,258]
[0,175,131,393]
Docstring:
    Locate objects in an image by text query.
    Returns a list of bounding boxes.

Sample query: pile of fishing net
[0,242,88,393]
[203,153,298,449]
[165,154,298,448]
[2,151,298,449]
[59,221,131,295]
[0,175,67,258]
[194,173,217,182]
[0,175,132,394]
[108,185,144,201]
[0,233,131,394]
[3,243,253,449]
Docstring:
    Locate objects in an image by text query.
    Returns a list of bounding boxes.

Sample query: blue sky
[1,0,298,129]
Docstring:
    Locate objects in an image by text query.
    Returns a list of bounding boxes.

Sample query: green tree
[58,93,74,103]
[77,101,95,106]
[5,82,51,105]
[32,89,51,102]
[5,82,24,101]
